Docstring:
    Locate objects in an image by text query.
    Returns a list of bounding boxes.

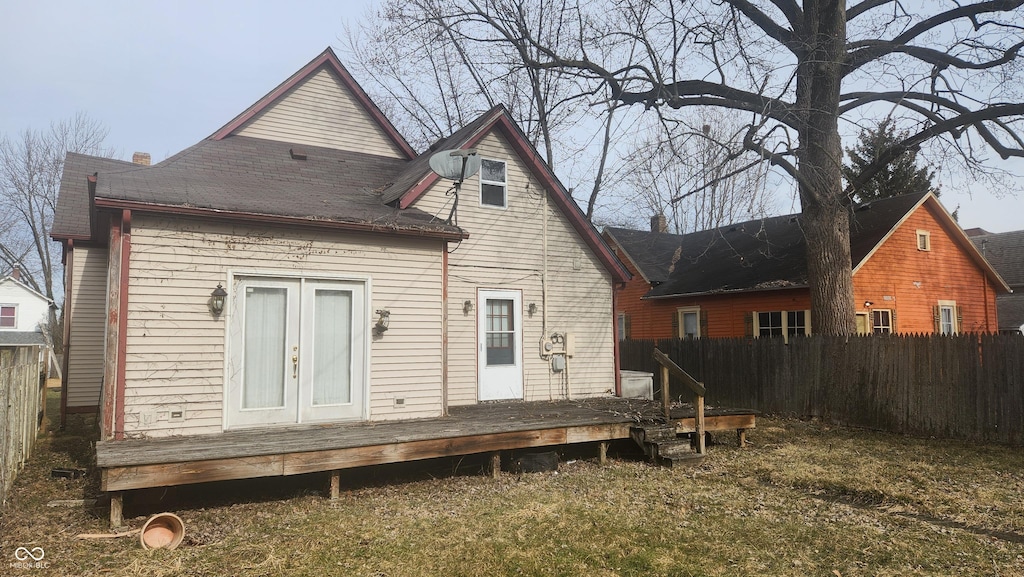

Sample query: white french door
[227,276,365,428]
[477,289,523,401]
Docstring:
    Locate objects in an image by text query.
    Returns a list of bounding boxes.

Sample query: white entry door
[227,276,366,428]
[478,289,523,401]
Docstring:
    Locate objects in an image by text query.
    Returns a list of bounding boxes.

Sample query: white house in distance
[52,48,630,440]
[0,268,53,348]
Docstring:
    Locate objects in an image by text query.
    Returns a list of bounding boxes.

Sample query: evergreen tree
[844,118,938,204]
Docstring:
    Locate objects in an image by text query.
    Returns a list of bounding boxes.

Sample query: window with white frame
[916,230,931,251]
[480,159,507,208]
[938,300,957,335]
[617,313,630,341]
[0,305,15,328]
[754,310,810,342]
[677,307,700,339]
[872,309,892,334]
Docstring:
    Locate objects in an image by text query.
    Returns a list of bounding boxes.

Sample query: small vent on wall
[290,148,308,160]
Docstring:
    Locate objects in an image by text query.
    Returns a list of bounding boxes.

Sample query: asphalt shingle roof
[607,192,928,298]
[0,331,47,346]
[52,154,142,239]
[972,229,1024,287]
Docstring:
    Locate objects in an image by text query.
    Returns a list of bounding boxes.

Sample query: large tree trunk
[797,0,856,335]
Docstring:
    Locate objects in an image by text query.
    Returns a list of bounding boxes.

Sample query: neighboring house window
[916,230,931,251]
[872,309,893,334]
[677,307,701,339]
[617,313,631,340]
[0,305,15,328]
[936,300,959,335]
[754,310,810,343]
[480,159,507,208]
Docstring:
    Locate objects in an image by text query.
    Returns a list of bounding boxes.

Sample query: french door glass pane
[312,289,352,405]
[243,287,287,409]
[486,299,515,365]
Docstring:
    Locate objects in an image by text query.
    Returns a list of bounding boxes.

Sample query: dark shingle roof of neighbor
[997,293,1024,332]
[55,136,464,239]
[0,331,47,346]
[607,192,929,298]
[972,229,1024,287]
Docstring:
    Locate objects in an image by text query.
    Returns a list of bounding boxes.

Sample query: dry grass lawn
[2,391,1023,576]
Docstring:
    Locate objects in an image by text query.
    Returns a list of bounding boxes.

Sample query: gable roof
[0,275,54,305]
[608,192,1008,299]
[381,105,631,284]
[209,48,416,160]
[52,153,142,240]
[971,229,1024,287]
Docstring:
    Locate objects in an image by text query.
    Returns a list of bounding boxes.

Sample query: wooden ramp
[95,397,756,526]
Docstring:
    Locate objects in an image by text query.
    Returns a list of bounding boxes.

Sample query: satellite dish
[429,148,481,182]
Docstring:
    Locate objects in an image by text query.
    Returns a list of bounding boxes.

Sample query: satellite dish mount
[428,148,480,226]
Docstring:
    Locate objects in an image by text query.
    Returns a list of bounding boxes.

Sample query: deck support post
[110,492,124,528]
[694,395,706,454]
[329,470,341,500]
[489,451,501,479]
[660,365,671,420]
[598,441,609,465]
[737,429,747,448]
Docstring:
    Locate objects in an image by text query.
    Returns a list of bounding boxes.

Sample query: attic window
[916,230,931,251]
[480,159,507,208]
[290,148,308,160]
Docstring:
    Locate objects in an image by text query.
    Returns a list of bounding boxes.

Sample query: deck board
[96,398,757,492]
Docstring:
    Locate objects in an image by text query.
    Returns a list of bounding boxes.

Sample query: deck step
[656,441,705,467]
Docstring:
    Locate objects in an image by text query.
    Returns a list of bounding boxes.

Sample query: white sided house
[0,271,53,335]
[52,48,630,444]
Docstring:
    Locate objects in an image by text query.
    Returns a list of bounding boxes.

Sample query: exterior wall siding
[412,131,616,405]
[66,245,108,409]
[122,215,444,437]
[0,280,50,332]
[853,203,999,333]
[236,68,405,159]
[614,202,1000,339]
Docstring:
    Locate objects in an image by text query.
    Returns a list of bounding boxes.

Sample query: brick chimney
[11,266,20,281]
[132,152,151,166]
[650,214,668,233]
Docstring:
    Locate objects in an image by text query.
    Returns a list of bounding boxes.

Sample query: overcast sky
[1,0,1020,232]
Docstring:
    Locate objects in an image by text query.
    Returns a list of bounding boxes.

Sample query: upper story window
[872,309,893,334]
[480,159,507,208]
[0,305,15,328]
[916,230,931,251]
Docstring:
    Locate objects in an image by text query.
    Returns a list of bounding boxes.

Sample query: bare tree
[621,110,775,233]
[0,113,114,307]
[429,0,1024,335]
[344,0,633,218]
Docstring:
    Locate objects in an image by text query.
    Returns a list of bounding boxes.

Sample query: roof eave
[643,283,808,300]
[92,197,469,242]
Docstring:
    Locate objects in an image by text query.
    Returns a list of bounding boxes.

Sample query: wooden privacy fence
[620,334,1024,444]
[0,346,45,505]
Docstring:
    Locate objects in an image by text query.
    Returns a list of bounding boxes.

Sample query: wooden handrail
[653,348,706,454]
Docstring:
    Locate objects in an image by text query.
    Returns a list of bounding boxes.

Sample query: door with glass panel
[227,276,365,428]
[477,289,523,401]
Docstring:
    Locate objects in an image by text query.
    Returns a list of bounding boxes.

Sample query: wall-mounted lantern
[463,300,474,314]
[374,309,391,337]
[864,301,873,308]
[210,283,228,316]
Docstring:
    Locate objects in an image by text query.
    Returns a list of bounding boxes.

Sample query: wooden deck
[97,398,755,496]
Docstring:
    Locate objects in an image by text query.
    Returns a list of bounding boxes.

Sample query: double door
[227,276,365,428]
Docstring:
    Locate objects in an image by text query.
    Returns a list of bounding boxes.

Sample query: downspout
[442,243,449,416]
[613,283,622,396]
[59,240,74,429]
[114,209,131,440]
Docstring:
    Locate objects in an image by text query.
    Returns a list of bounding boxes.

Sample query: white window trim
[479,158,508,209]
[753,309,811,343]
[0,303,17,330]
[676,306,701,339]
[872,309,893,334]
[916,229,931,251]
[938,300,958,335]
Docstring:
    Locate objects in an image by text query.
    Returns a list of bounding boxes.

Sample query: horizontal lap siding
[853,204,999,333]
[124,216,443,437]
[414,132,615,405]
[66,246,107,408]
[236,68,404,159]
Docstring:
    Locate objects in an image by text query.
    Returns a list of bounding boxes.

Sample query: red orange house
[605,192,1009,340]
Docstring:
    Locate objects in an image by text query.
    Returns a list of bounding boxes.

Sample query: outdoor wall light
[864,301,873,308]
[528,303,537,316]
[463,300,474,314]
[210,283,228,316]
[374,309,391,336]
